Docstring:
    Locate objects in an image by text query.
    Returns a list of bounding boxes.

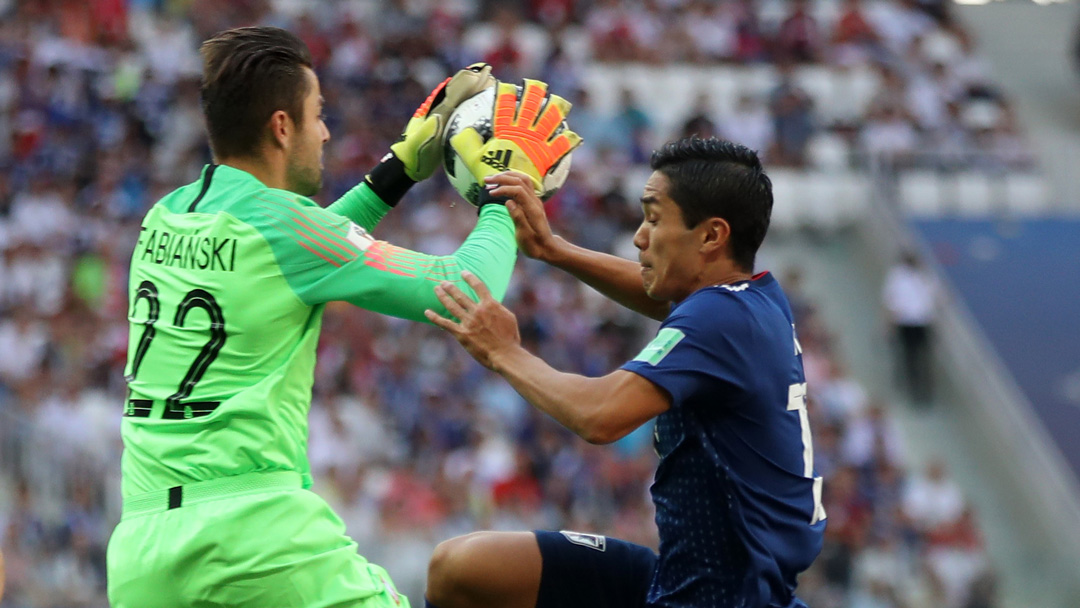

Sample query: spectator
[903,459,965,534]
[769,62,815,166]
[775,0,823,64]
[861,103,919,167]
[882,251,938,402]
[587,0,638,62]
[683,0,737,63]
[609,88,653,161]
[831,0,884,67]
[868,0,935,57]
[732,0,768,63]
[720,92,775,160]
[680,91,718,140]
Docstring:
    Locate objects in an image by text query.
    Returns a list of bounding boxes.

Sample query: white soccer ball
[442,85,573,206]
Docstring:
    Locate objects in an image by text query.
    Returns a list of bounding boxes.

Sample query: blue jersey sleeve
[621,293,749,407]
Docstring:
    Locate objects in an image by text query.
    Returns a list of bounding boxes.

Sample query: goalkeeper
[105,26,578,608]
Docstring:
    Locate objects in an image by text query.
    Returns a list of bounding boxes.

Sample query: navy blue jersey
[622,272,825,608]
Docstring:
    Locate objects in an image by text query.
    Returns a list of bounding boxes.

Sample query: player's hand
[449,79,582,196]
[485,171,563,262]
[425,271,521,370]
[391,63,495,181]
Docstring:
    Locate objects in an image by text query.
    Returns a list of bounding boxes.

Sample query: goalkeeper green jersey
[121,164,516,497]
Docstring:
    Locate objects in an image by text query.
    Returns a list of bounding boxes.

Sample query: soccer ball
[442,85,573,206]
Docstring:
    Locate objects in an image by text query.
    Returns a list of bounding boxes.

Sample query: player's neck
[671,264,753,304]
[699,263,753,290]
[217,154,288,191]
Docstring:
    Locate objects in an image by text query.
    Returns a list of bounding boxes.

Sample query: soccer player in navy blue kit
[424,137,825,608]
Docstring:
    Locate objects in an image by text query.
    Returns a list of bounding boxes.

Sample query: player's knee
[426,532,493,606]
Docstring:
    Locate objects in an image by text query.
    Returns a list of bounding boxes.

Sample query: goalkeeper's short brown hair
[199,26,313,160]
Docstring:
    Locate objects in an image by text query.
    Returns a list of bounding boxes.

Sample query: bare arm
[487,173,671,322]
[426,273,670,444]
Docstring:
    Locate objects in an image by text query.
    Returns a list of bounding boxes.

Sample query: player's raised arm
[489,172,671,321]
[426,272,671,444]
[327,63,496,231]
[244,192,516,322]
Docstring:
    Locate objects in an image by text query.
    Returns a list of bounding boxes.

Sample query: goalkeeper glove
[449,79,582,204]
[366,63,496,205]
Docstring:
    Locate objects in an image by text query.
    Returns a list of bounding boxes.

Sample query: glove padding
[449,79,582,197]
[390,63,496,181]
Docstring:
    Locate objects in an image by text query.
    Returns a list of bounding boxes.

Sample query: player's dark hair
[199,26,313,159]
[650,137,773,271]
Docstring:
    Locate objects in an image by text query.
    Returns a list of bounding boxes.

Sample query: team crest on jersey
[346,222,374,251]
[560,531,607,552]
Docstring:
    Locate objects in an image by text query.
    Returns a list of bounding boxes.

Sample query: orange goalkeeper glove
[449,79,582,197]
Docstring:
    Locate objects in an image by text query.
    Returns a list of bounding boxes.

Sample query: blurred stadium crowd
[0,0,1014,607]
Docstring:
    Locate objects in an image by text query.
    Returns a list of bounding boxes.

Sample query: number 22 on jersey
[125,279,227,420]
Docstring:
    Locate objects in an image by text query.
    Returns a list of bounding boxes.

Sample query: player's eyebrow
[640,195,659,206]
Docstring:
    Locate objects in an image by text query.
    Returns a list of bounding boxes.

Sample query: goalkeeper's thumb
[451,130,581,197]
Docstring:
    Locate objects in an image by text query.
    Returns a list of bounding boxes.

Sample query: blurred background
[1,0,1080,606]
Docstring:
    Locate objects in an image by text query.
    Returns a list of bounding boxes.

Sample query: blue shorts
[534,530,657,608]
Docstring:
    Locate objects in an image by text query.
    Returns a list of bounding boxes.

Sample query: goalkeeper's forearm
[451,205,518,303]
[545,236,670,321]
[326,181,392,232]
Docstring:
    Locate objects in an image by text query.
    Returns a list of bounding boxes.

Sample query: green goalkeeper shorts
[107,471,410,608]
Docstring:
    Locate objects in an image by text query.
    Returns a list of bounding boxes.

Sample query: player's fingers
[504,195,529,227]
[434,283,472,319]
[546,93,572,118]
[448,128,485,158]
[460,271,493,302]
[439,280,479,312]
[415,77,451,118]
[534,94,571,139]
[488,183,530,203]
[547,130,582,161]
[484,171,533,188]
[493,81,519,130]
[510,177,549,222]
[516,79,549,125]
[424,309,460,334]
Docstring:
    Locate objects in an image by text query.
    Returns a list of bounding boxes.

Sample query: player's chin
[293,168,323,197]
[642,276,658,299]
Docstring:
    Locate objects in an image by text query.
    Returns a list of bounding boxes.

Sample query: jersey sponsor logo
[721,282,749,292]
[481,149,513,172]
[137,228,237,272]
[559,531,607,552]
[633,328,685,366]
[346,222,374,251]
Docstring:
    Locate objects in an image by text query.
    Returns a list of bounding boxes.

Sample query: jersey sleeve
[242,190,516,322]
[620,295,748,407]
[325,181,392,233]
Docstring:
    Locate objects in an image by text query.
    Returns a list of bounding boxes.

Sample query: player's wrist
[538,235,572,266]
[364,153,417,207]
[487,343,527,376]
